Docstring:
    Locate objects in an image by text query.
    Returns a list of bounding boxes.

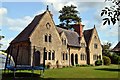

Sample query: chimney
[73,23,83,37]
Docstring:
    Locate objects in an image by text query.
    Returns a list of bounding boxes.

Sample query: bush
[95,60,102,66]
[79,64,89,67]
[103,56,111,65]
[46,62,52,69]
[76,64,80,67]
[112,54,120,64]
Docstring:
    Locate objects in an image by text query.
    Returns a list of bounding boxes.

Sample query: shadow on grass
[95,68,120,72]
[2,72,43,80]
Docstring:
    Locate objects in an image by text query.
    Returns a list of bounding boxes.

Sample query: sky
[0,0,119,50]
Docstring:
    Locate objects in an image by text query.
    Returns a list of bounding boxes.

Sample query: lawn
[2,64,120,80]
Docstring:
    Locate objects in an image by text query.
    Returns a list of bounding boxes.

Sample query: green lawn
[2,64,120,80]
[41,64,119,78]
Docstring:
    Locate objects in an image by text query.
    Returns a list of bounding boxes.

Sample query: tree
[59,5,81,29]
[102,42,111,56]
[101,0,120,25]
[103,56,111,65]
[0,30,4,48]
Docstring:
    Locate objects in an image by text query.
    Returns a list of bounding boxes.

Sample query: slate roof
[11,12,45,44]
[83,28,94,46]
[112,41,120,52]
[56,27,80,47]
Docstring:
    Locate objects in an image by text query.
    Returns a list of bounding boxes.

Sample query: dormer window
[81,43,85,48]
[46,23,51,29]
[62,38,66,45]
[94,36,97,39]
[94,43,98,49]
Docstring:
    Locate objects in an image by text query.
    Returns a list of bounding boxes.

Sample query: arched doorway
[33,51,40,66]
[71,54,74,66]
[75,54,78,64]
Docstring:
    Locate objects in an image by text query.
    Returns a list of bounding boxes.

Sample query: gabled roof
[112,41,120,52]
[56,27,80,47]
[11,12,46,44]
[83,28,93,46]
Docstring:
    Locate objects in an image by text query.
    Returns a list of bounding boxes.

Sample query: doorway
[75,54,78,64]
[71,54,74,66]
[33,51,40,66]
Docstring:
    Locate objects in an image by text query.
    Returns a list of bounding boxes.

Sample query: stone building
[7,8,102,68]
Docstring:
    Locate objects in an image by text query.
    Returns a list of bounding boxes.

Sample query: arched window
[45,34,48,42]
[45,50,47,60]
[64,39,66,45]
[66,53,68,60]
[46,22,51,29]
[49,34,52,42]
[52,51,55,60]
[94,43,98,49]
[94,36,97,39]
[62,38,66,45]
[63,53,64,60]
[48,51,51,60]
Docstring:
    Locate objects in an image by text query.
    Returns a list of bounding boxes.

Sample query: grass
[42,64,120,78]
[1,64,120,80]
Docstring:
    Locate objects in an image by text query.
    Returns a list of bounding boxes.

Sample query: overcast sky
[0,0,119,50]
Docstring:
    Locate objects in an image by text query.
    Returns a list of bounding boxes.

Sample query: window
[49,34,51,42]
[84,55,86,60]
[63,53,64,60]
[98,55,101,59]
[94,43,98,49]
[46,23,51,29]
[80,54,86,60]
[45,34,47,42]
[45,51,47,60]
[81,43,85,48]
[93,55,98,60]
[64,39,66,45]
[52,51,55,60]
[66,53,68,60]
[48,51,51,60]
[62,38,66,45]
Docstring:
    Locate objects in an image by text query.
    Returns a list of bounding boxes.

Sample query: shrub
[76,64,80,67]
[89,64,94,66]
[79,64,89,67]
[95,60,102,66]
[112,54,120,64]
[46,62,52,69]
[103,56,111,65]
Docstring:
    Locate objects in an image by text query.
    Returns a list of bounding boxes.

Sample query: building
[7,8,102,68]
[112,41,120,53]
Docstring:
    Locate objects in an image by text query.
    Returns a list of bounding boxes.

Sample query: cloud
[0,38,13,50]
[0,8,7,16]
[4,16,33,31]
[0,8,7,27]
[0,7,34,31]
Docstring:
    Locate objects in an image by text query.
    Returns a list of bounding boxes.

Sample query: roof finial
[47,5,49,11]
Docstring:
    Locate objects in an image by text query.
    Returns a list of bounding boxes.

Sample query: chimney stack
[73,23,83,37]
